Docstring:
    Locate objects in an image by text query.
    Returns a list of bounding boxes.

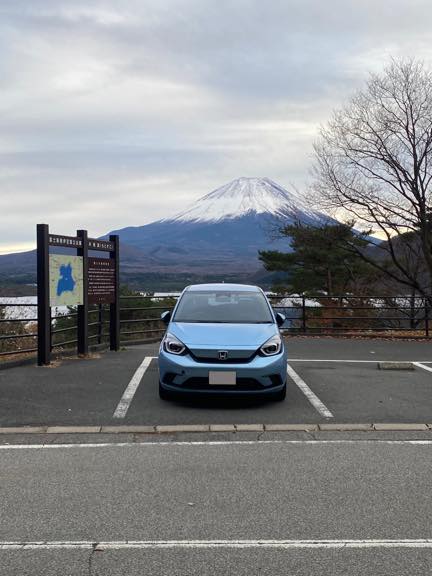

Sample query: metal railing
[1,294,430,360]
[0,302,109,358]
[117,294,432,340]
[118,295,178,342]
[0,295,174,358]
[0,302,38,357]
[268,295,430,338]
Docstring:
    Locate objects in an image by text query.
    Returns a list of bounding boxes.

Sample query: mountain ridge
[0,177,335,286]
[107,177,334,273]
[160,177,320,223]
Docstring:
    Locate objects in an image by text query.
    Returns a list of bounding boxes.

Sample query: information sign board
[88,257,116,304]
[37,224,119,365]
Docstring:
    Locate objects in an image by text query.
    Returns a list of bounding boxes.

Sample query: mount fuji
[162,177,323,224]
[0,177,335,288]
[108,177,334,275]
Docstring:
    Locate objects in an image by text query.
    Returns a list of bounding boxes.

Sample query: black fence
[117,294,431,340]
[269,295,430,337]
[1,294,430,359]
[0,302,107,358]
[0,302,38,358]
[0,295,176,359]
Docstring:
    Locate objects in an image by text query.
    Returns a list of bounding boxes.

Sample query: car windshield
[173,290,274,324]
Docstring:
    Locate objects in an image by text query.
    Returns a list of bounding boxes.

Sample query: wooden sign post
[36,224,120,366]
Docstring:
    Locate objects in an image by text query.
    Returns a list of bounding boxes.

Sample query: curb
[0,423,431,434]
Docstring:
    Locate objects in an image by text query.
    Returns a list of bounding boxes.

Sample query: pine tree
[259,223,373,296]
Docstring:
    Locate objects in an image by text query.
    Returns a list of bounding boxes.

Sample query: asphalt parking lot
[1,337,432,427]
[2,337,432,575]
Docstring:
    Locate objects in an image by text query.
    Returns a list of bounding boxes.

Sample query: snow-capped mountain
[165,177,321,223]
[108,177,333,274]
[0,177,335,284]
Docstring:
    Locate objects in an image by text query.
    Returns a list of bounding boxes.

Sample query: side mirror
[275,312,286,327]
[161,311,171,325]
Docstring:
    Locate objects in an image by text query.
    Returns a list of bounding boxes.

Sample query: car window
[173,291,274,323]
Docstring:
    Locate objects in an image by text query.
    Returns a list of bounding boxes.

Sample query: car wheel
[159,381,173,401]
[272,384,286,402]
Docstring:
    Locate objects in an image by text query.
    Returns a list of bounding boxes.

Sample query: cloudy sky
[1,0,432,254]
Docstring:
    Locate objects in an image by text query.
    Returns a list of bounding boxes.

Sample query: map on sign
[49,255,84,306]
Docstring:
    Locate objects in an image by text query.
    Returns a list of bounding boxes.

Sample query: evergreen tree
[259,223,373,296]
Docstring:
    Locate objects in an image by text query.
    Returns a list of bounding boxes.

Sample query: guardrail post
[77,229,89,355]
[425,300,430,338]
[302,295,307,333]
[109,234,120,351]
[37,223,51,365]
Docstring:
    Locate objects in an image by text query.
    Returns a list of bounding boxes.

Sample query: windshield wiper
[174,320,225,323]
[175,320,273,324]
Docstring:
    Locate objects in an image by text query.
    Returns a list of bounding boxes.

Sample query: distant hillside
[0,177,337,289]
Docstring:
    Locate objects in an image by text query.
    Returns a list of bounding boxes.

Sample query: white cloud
[1,0,432,253]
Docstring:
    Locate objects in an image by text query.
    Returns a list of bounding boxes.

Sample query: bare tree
[313,58,432,302]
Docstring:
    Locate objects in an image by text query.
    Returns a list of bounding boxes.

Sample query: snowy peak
[165,177,319,223]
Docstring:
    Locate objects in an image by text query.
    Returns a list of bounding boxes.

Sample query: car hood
[169,322,278,348]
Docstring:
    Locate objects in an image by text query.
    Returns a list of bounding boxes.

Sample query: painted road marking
[413,362,432,374]
[2,539,432,550]
[3,440,432,450]
[113,356,153,419]
[287,364,333,418]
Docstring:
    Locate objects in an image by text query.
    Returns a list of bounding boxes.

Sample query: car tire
[159,381,173,401]
[272,384,287,402]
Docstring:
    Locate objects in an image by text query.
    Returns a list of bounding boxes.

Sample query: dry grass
[0,351,36,364]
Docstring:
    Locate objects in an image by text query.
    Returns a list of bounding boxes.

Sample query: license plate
[209,371,236,385]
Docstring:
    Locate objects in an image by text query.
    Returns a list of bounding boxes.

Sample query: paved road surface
[1,437,432,574]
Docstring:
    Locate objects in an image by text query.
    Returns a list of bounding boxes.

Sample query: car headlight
[260,334,282,356]
[163,332,186,355]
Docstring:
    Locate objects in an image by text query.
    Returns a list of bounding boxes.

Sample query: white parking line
[113,357,153,419]
[413,362,432,373]
[287,365,334,418]
[2,539,432,550]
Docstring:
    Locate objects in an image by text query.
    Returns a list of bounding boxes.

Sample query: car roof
[184,283,261,293]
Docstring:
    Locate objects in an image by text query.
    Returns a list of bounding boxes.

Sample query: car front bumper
[158,347,287,395]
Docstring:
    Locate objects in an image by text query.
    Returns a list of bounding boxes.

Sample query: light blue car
[158,283,287,401]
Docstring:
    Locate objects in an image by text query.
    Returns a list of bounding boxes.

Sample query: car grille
[189,353,256,364]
